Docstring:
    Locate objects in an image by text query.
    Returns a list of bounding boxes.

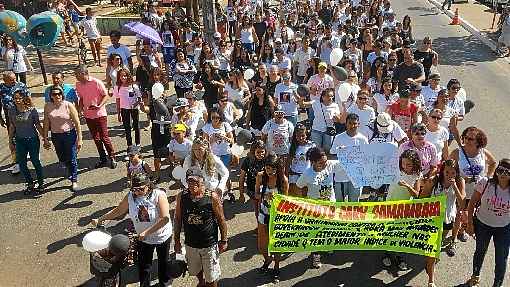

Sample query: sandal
[272,269,280,283]
[258,260,272,273]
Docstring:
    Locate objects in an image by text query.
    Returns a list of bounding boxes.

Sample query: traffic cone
[450,8,461,25]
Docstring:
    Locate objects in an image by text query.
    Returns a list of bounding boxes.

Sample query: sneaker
[94,160,108,169]
[428,283,437,287]
[71,182,80,192]
[382,256,392,267]
[11,164,20,175]
[458,232,469,242]
[24,183,34,195]
[227,191,235,203]
[33,183,44,197]
[312,254,321,269]
[109,158,117,169]
[446,241,457,257]
[396,257,408,271]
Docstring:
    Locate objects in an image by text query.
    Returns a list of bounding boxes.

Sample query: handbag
[319,102,337,136]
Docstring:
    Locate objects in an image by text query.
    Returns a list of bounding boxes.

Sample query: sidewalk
[428,0,505,53]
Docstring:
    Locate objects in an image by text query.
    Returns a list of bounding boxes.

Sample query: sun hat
[375,112,394,134]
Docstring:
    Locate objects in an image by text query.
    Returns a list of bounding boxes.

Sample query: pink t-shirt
[306,74,335,101]
[45,101,75,133]
[76,77,108,119]
[398,140,439,175]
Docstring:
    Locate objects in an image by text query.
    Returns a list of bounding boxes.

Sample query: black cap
[132,173,151,187]
[108,234,130,257]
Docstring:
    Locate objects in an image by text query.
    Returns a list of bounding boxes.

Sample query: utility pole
[200,0,216,43]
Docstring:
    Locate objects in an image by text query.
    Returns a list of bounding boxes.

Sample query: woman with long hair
[461,158,510,287]
[8,89,44,195]
[400,15,415,44]
[224,68,251,106]
[373,77,399,113]
[2,36,34,84]
[425,108,450,162]
[287,123,315,197]
[449,127,497,246]
[197,62,225,109]
[198,42,220,71]
[239,140,267,221]
[114,68,142,152]
[413,36,438,85]
[171,48,197,98]
[245,84,275,138]
[105,52,124,92]
[181,136,230,198]
[255,153,288,282]
[421,159,465,286]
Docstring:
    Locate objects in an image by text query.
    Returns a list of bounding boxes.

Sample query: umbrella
[27,11,64,48]
[124,22,163,45]
[0,10,28,46]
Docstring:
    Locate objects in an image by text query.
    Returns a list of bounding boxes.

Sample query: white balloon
[457,88,467,103]
[82,231,112,252]
[231,144,245,157]
[330,48,344,66]
[172,165,186,180]
[337,82,352,102]
[243,69,255,80]
[151,83,165,99]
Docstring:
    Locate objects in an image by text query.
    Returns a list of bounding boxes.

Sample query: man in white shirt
[293,36,316,84]
[273,48,292,72]
[274,71,299,126]
[347,90,376,137]
[367,41,389,65]
[106,30,133,72]
[330,113,368,202]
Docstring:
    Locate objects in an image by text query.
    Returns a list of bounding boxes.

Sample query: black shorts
[151,123,171,158]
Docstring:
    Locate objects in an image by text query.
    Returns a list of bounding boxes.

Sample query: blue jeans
[473,217,510,287]
[334,181,362,202]
[285,115,298,127]
[242,42,255,54]
[15,136,44,186]
[310,129,333,153]
[51,129,78,182]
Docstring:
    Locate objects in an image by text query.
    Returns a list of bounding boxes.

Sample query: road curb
[426,0,508,59]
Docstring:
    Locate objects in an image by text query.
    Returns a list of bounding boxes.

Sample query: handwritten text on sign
[337,143,399,188]
[268,195,446,258]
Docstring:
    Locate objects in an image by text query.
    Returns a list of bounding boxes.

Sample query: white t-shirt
[330,132,369,182]
[4,46,27,73]
[201,122,233,156]
[107,45,132,66]
[167,138,193,160]
[425,126,449,162]
[373,92,399,113]
[221,102,242,125]
[296,161,339,202]
[365,120,407,145]
[475,177,510,227]
[261,119,294,155]
[79,16,101,39]
[274,56,292,71]
[113,84,142,109]
[293,47,316,76]
[274,82,299,116]
[290,142,315,174]
[181,154,229,192]
[311,101,341,133]
[171,112,203,140]
[421,85,442,109]
[347,104,376,136]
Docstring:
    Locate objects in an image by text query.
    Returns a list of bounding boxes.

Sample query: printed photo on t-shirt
[137,205,150,222]
[280,92,291,103]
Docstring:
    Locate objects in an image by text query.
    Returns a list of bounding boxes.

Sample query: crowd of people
[0,0,509,287]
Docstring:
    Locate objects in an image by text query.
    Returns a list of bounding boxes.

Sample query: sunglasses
[430,115,442,120]
[358,97,368,100]
[212,116,221,120]
[464,136,477,142]
[131,186,146,193]
[451,86,461,91]
[51,92,63,96]
[219,98,228,102]
[388,58,397,61]
[496,166,510,176]
[414,131,426,136]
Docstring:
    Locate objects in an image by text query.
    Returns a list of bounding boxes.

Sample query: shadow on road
[431,35,498,66]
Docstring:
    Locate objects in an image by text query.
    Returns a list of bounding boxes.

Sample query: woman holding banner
[255,153,288,283]
[461,159,510,287]
[420,159,466,287]
[296,147,339,268]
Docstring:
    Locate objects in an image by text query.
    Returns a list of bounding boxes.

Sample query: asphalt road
[0,0,509,286]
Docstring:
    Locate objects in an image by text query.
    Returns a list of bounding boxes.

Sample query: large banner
[269,195,446,258]
[337,143,400,188]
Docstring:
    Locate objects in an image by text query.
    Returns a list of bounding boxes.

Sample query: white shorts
[185,244,221,283]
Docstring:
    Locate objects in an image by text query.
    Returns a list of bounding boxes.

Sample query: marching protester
[91,173,172,287]
[449,127,497,244]
[42,86,83,191]
[2,36,34,84]
[7,88,45,195]
[174,168,228,287]
[399,123,438,179]
[287,123,315,197]
[43,72,79,106]
[255,153,288,283]
[462,159,510,287]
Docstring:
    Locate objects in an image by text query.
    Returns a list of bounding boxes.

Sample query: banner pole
[36,48,48,85]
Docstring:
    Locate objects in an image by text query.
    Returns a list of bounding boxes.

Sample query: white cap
[213,32,222,38]
[375,112,394,134]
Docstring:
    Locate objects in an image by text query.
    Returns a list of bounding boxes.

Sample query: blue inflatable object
[27,11,64,48]
[0,10,29,46]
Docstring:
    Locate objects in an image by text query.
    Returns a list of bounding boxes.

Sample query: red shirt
[388,102,418,132]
